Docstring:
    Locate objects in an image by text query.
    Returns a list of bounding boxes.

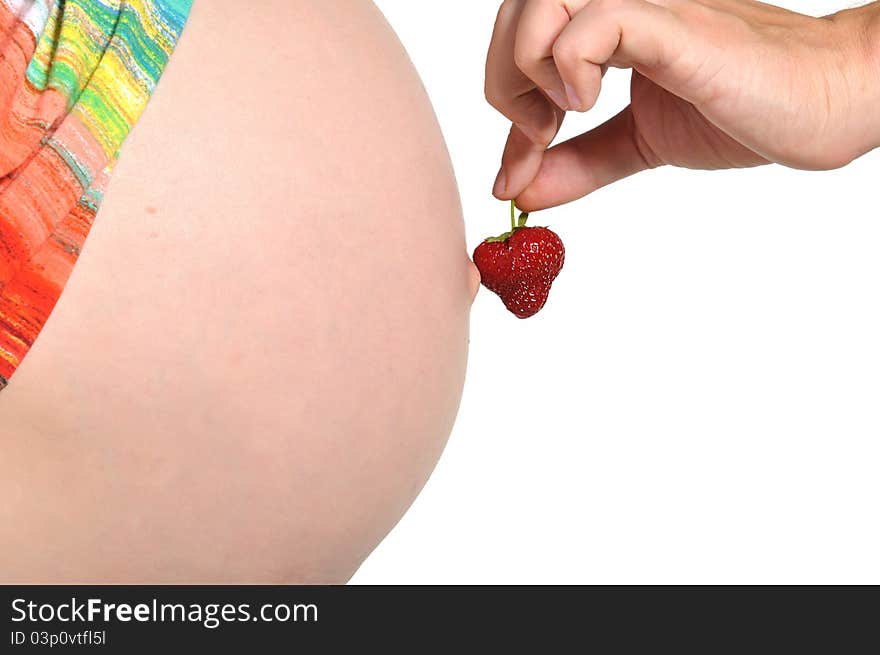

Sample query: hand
[485,0,880,210]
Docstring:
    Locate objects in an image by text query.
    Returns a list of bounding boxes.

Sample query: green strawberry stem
[510,201,530,228]
[485,202,531,243]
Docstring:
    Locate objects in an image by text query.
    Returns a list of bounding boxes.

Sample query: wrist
[863,4,880,76]
[833,3,880,155]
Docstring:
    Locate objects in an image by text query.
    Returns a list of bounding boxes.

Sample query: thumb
[515,106,660,211]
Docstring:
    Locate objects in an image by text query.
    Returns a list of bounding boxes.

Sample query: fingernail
[515,122,543,146]
[564,82,583,111]
[493,168,507,197]
[544,87,568,110]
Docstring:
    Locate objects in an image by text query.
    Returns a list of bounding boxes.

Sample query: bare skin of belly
[0,0,477,583]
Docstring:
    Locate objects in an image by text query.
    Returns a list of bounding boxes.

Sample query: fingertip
[514,152,564,212]
[500,151,546,202]
[515,106,652,211]
[514,188,548,214]
[543,87,569,111]
[563,82,583,113]
[492,168,508,198]
[514,121,547,147]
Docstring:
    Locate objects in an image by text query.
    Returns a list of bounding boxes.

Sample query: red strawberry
[473,206,565,318]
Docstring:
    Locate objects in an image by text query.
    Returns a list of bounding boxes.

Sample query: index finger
[515,0,588,110]
[485,0,558,148]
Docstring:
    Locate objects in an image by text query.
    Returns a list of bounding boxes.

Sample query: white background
[352,1,880,584]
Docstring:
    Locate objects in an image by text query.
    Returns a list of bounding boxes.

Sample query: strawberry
[473,203,565,318]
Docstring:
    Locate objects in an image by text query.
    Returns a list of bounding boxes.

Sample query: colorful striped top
[0,0,192,389]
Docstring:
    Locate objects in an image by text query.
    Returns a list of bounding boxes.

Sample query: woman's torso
[0,0,476,582]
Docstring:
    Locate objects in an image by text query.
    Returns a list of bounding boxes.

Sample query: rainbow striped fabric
[0,0,192,389]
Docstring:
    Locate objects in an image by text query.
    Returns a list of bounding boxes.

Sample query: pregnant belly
[0,0,476,583]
